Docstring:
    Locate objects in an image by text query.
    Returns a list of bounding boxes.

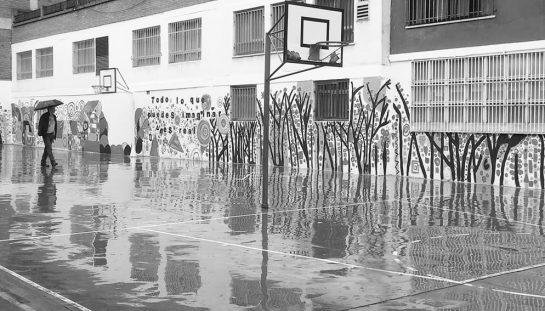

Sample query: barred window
[133,26,161,67]
[411,51,545,134]
[271,3,286,52]
[406,0,495,26]
[315,79,350,121]
[73,39,95,74]
[316,0,354,43]
[16,50,32,80]
[36,47,53,78]
[169,18,202,63]
[231,85,256,121]
[234,7,264,56]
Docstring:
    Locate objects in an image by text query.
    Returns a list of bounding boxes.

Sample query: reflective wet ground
[1,144,545,310]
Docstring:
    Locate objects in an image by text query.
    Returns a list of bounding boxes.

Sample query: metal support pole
[261,34,271,209]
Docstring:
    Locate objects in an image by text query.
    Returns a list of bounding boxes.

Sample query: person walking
[38,106,58,168]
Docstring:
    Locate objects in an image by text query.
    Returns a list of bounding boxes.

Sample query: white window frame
[132,25,161,67]
[36,47,53,78]
[17,50,32,80]
[73,39,95,74]
[233,6,265,56]
[168,18,202,63]
[411,51,545,134]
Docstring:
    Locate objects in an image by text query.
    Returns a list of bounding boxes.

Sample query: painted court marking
[0,290,37,311]
[0,194,445,243]
[0,265,91,311]
[140,228,545,301]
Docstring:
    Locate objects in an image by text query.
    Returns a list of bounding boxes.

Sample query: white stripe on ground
[0,265,91,311]
[140,228,464,284]
[461,261,545,284]
[0,290,37,311]
[415,201,542,230]
[0,194,445,243]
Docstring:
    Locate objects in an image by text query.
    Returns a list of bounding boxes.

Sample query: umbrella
[34,100,64,111]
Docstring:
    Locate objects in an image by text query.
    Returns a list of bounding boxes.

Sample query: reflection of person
[37,168,57,213]
[38,107,58,167]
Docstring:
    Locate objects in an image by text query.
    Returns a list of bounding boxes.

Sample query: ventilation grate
[357,0,369,20]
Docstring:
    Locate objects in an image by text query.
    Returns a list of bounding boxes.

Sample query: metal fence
[36,47,54,78]
[406,0,495,26]
[72,39,95,74]
[133,26,161,67]
[169,18,202,63]
[231,86,257,121]
[411,51,545,134]
[16,51,32,80]
[233,7,264,56]
[315,79,350,121]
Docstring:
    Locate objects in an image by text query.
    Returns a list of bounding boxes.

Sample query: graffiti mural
[6,96,132,156]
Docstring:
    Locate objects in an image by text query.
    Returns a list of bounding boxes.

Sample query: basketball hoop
[91,85,107,94]
[309,41,349,64]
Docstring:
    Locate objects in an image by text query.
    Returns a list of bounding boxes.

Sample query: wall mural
[3,79,544,190]
[6,97,132,156]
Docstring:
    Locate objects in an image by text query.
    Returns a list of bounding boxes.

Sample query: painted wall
[390,0,545,54]
[6,93,134,155]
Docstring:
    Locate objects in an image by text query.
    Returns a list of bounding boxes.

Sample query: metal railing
[14,0,112,25]
[406,0,494,26]
[233,7,265,56]
[411,51,545,134]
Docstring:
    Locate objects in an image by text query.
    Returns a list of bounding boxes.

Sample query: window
[411,51,545,134]
[234,7,264,56]
[16,50,32,80]
[95,36,109,75]
[73,39,95,74]
[36,47,53,78]
[315,79,349,121]
[133,26,161,67]
[169,18,202,63]
[316,0,354,43]
[231,85,256,121]
[406,0,495,26]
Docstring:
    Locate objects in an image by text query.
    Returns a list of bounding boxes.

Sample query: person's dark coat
[38,112,57,138]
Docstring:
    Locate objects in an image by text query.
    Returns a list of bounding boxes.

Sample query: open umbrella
[34,100,64,111]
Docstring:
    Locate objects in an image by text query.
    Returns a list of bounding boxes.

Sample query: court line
[0,264,91,311]
[0,194,446,243]
[0,290,37,311]
[139,228,464,285]
[461,261,545,284]
[414,201,544,230]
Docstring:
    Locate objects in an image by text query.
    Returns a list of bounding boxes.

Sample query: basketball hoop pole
[261,33,272,210]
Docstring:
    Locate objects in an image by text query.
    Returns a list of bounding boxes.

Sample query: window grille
[234,7,264,56]
[231,85,257,121]
[36,47,53,78]
[73,39,95,74]
[411,51,545,134]
[406,0,495,26]
[316,0,354,43]
[315,79,350,121]
[133,26,161,67]
[16,51,32,80]
[169,18,202,63]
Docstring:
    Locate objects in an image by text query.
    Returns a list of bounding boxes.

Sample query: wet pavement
[1,145,545,310]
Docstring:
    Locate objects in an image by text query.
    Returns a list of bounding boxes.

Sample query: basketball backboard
[93,68,130,94]
[283,2,345,67]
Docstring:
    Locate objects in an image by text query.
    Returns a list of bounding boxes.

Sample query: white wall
[11,0,390,98]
